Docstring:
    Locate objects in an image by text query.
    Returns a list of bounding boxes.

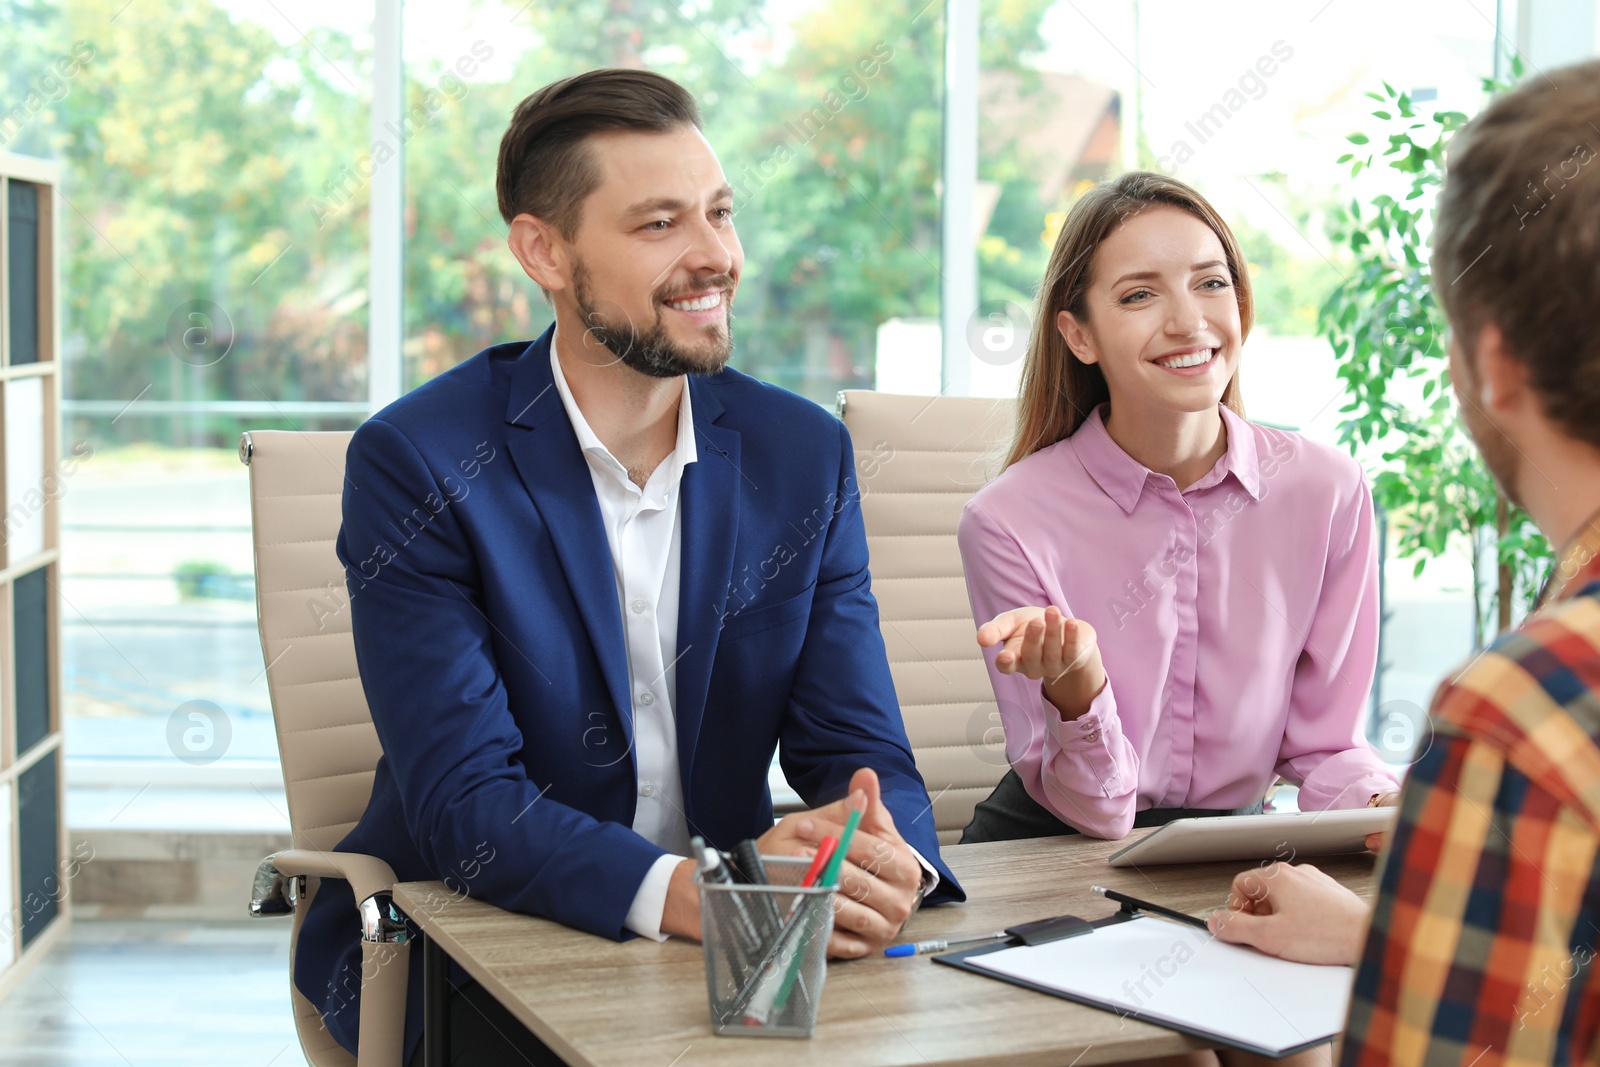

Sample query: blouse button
[1084,730,1100,743]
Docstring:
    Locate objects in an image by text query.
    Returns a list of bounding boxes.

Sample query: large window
[974,0,1499,759]
[1,0,371,800]
[399,1,945,408]
[4,0,1573,822]
[7,0,958,814]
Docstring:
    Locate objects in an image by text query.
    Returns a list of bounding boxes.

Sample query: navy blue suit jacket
[295,329,962,1057]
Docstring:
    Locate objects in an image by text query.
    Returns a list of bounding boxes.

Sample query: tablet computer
[1105,807,1396,867]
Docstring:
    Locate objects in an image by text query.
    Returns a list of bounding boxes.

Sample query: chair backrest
[242,429,379,854]
[838,391,1017,844]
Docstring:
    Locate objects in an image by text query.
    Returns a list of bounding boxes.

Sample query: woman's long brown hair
[1005,171,1253,470]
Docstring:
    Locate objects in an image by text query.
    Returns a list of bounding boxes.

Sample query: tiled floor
[0,921,310,1066]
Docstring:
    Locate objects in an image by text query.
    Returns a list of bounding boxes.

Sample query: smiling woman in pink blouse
[958,171,1399,843]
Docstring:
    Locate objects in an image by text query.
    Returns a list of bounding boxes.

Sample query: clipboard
[933,912,1350,1057]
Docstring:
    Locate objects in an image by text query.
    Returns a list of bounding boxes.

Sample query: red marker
[799,836,838,888]
[743,835,842,1026]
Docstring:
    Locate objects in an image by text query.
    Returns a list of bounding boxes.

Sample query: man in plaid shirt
[1208,58,1600,1065]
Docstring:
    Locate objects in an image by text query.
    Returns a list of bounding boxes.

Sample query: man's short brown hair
[495,68,702,237]
[1434,59,1600,449]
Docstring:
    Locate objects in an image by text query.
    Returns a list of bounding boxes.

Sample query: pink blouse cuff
[1043,684,1117,751]
[1299,769,1402,811]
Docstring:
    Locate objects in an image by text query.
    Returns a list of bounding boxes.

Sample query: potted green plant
[1319,58,1551,649]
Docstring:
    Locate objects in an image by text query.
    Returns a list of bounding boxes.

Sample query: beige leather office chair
[241,429,410,1067]
[837,392,1018,844]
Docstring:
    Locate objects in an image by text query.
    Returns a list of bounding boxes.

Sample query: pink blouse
[957,404,1398,839]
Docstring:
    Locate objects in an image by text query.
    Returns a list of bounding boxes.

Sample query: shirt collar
[1073,403,1262,514]
[548,328,698,490]
[1210,404,1263,499]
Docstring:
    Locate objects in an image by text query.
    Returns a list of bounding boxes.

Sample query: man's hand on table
[658,767,923,959]
[1206,862,1369,966]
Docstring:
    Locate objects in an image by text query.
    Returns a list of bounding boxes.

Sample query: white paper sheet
[965,917,1353,1053]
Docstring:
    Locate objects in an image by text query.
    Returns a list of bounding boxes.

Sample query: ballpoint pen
[1091,885,1209,931]
[885,932,1009,957]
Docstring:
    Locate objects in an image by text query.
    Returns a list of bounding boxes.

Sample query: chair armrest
[265,848,399,907]
[251,848,409,945]
[250,848,412,1067]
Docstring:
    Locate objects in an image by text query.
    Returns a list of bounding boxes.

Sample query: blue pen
[885,932,1009,957]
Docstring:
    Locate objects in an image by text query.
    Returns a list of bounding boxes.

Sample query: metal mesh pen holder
[697,856,836,1037]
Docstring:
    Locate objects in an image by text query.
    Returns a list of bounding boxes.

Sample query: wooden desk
[394,833,1376,1067]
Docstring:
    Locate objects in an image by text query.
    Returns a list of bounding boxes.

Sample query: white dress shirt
[550,338,938,938]
[550,342,695,940]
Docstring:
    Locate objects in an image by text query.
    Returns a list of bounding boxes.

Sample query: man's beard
[572,259,735,379]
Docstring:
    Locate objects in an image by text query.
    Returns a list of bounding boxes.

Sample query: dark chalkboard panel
[7,182,39,365]
[14,567,50,757]
[18,752,59,949]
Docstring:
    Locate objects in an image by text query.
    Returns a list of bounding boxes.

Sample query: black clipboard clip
[1002,914,1096,947]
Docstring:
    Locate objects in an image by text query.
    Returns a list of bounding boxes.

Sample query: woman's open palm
[976,606,1107,719]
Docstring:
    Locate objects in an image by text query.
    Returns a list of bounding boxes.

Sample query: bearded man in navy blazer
[295,68,962,1065]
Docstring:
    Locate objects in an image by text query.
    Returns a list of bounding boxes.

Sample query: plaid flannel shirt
[1343,516,1600,1066]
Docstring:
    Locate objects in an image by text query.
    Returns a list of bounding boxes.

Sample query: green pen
[819,805,863,888]
[771,803,864,1014]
